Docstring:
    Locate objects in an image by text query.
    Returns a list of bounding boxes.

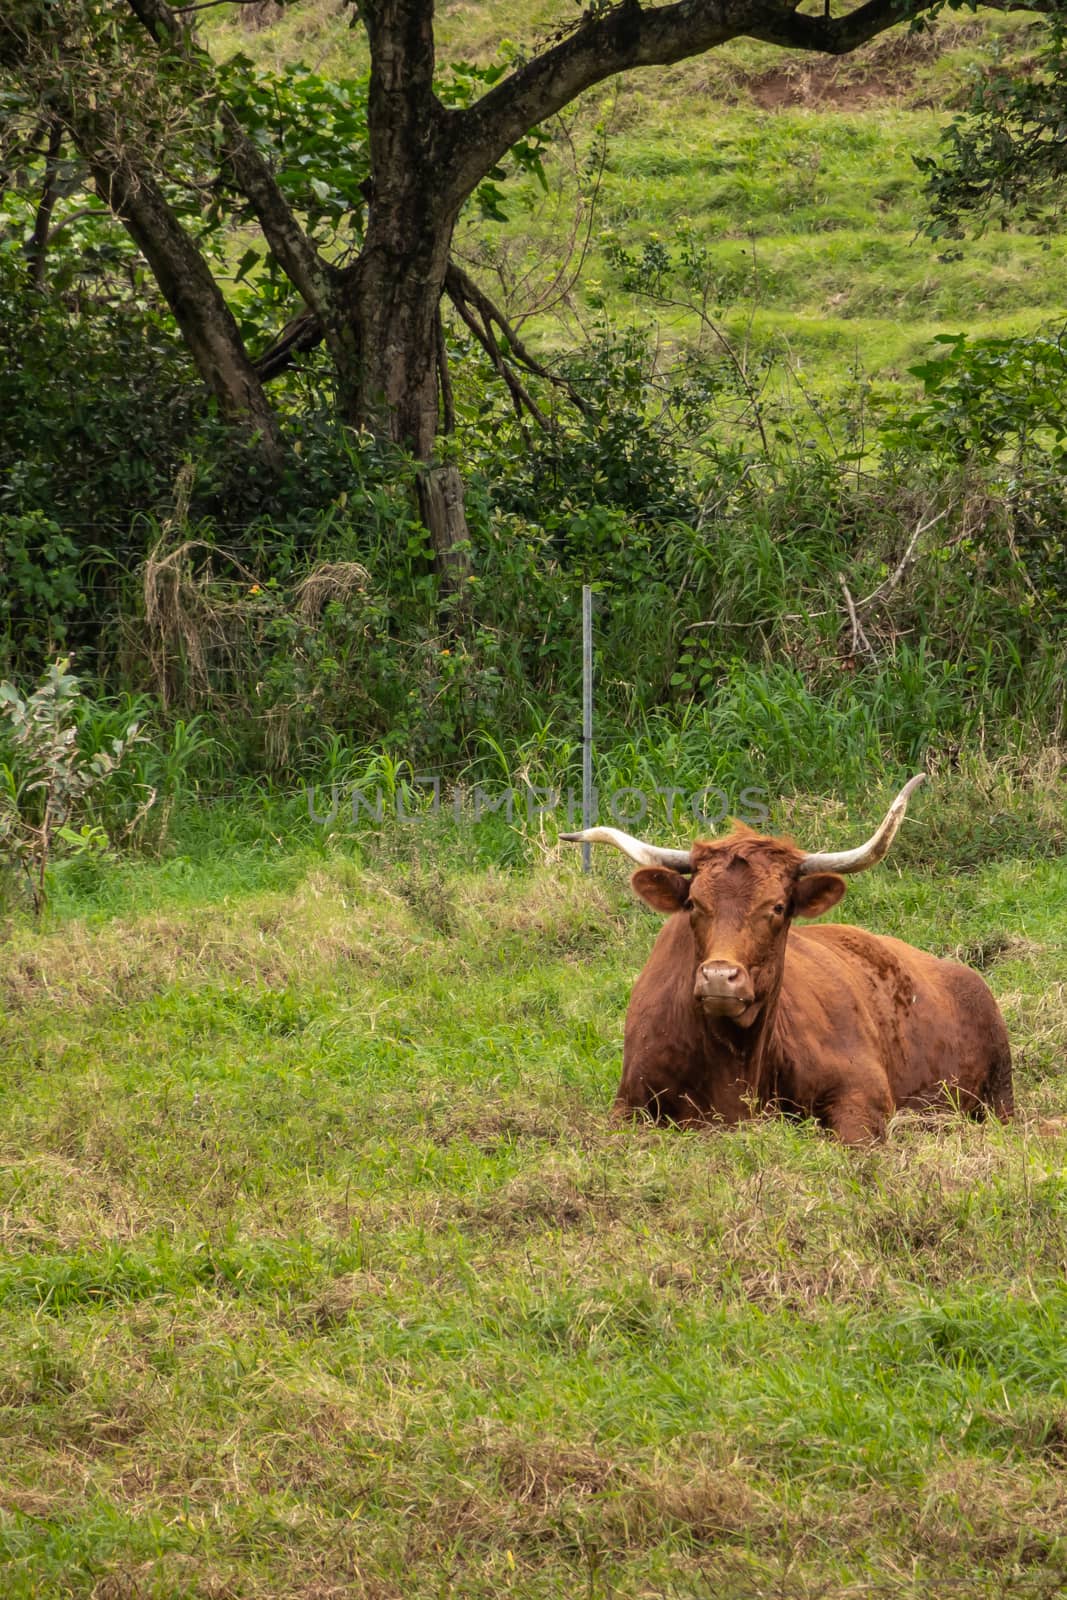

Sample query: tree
[1,0,1054,580]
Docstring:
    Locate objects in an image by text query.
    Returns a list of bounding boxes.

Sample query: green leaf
[234,248,261,285]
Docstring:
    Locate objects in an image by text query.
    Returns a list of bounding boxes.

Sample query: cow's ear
[631,867,691,913]
[792,873,846,920]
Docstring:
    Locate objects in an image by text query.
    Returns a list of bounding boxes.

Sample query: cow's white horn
[797,773,926,877]
[559,827,693,872]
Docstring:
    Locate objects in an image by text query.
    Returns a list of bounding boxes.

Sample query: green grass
[473,86,1067,416]
[1,799,1065,1596]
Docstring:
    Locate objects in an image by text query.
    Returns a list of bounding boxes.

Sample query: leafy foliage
[888,329,1067,461]
[0,658,148,914]
[0,514,84,669]
[219,58,371,241]
[0,251,196,628]
[487,325,702,534]
[919,13,1067,238]
[883,332,1067,613]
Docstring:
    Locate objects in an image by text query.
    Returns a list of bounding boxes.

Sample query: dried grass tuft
[142,539,258,707]
[140,545,374,735]
[294,561,371,622]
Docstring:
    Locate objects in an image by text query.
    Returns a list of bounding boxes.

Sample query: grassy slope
[209,5,1066,411]
[0,833,1065,1597]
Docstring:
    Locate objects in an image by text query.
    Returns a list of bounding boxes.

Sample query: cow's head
[629,832,847,1024]
[561,776,925,1027]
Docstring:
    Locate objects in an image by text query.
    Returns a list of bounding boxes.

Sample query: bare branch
[435,307,455,434]
[172,0,269,11]
[25,117,62,289]
[253,307,324,381]
[445,269,548,430]
[123,0,187,48]
[690,510,948,630]
[444,261,592,419]
[470,103,613,332]
[639,279,772,457]
[839,574,878,663]
[859,509,946,608]
[46,206,113,238]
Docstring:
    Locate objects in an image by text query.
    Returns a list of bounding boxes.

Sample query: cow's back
[781,924,1012,1117]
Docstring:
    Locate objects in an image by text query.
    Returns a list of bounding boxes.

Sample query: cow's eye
[772,903,785,916]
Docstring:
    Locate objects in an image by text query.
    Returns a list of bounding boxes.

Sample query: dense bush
[0,258,193,660]
[1,246,1063,797]
[95,439,1062,784]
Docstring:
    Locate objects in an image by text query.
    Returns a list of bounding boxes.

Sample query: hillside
[208,4,1063,414]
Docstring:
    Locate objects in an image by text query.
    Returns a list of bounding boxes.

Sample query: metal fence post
[582,585,593,873]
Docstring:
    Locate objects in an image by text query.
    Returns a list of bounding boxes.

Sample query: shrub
[0,658,149,914]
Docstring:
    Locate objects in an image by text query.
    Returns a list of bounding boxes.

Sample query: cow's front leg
[614,1061,749,1128]
[821,1088,891,1145]
[613,1058,720,1124]
[611,1078,680,1124]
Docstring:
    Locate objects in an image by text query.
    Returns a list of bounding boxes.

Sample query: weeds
[0,659,149,915]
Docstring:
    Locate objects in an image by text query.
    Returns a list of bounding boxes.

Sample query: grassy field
[1,806,1065,1597]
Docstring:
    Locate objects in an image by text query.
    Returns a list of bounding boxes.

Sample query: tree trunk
[416,465,471,600]
[351,196,475,607]
[348,199,452,455]
[88,151,285,466]
[350,0,471,598]
[347,0,452,456]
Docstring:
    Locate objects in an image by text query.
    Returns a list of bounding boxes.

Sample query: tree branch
[172,0,270,12]
[838,574,877,662]
[449,0,1056,202]
[445,275,548,432]
[122,0,187,48]
[216,104,337,313]
[253,306,324,381]
[123,0,334,315]
[45,205,112,239]
[25,117,62,289]
[250,258,594,421]
[88,144,286,460]
[435,306,455,434]
[444,261,592,419]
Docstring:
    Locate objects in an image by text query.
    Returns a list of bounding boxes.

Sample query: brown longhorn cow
[561,777,1013,1143]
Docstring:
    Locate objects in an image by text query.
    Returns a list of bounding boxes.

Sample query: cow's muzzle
[694,962,755,1018]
